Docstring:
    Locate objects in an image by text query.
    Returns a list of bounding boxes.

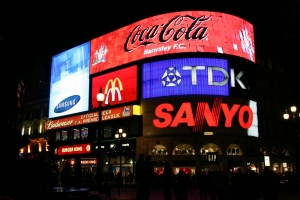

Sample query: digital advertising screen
[91,66,137,109]
[142,58,229,98]
[142,96,258,137]
[49,42,90,118]
[90,11,255,74]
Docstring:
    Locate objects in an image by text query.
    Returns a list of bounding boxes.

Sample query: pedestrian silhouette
[174,170,188,200]
[261,167,279,200]
[136,154,145,199]
[162,161,172,200]
[199,171,208,200]
[136,155,154,200]
[60,161,72,186]
[232,168,246,200]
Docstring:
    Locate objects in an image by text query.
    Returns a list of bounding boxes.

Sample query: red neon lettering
[238,105,253,129]
[153,103,173,128]
[170,102,195,127]
[221,104,240,127]
[194,97,222,132]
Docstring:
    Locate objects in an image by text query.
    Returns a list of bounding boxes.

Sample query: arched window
[271,147,279,155]
[172,144,195,155]
[200,143,222,155]
[260,146,268,156]
[149,144,168,156]
[227,144,243,156]
[282,148,289,156]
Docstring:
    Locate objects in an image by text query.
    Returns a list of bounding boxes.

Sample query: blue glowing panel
[49,42,90,118]
[142,58,229,99]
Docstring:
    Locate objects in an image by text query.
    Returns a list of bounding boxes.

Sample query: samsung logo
[54,95,80,113]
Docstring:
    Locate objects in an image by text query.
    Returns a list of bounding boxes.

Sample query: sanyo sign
[142,58,247,98]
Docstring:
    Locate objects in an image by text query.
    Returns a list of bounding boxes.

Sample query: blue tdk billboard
[142,58,229,99]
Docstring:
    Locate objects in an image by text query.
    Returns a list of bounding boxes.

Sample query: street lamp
[283,106,298,122]
[97,87,105,193]
[115,128,126,194]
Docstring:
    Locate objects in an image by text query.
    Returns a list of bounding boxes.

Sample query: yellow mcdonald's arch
[105,78,123,94]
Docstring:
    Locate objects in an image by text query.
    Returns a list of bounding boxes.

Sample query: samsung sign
[142,58,246,99]
[49,42,90,118]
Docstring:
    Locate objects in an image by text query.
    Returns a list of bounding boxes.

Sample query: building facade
[22,10,298,178]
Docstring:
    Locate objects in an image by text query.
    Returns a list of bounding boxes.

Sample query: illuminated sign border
[90,11,255,74]
[46,105,136,130]
[142,58,230,98]
[91,66,137,108]
[57,143,92,156]
[49,42,90,118]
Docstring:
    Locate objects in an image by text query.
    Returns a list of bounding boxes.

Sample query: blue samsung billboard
[142,58,230,99]
[49,42,90,118]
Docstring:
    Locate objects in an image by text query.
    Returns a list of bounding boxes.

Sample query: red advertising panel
[90,11,255,74]
[46,106,134,130]
[91,66,137,108]
[58,143,92,155]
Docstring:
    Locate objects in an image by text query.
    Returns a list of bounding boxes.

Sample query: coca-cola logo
[124,15,211,52]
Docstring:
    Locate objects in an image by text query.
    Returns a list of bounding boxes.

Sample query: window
[149,144,168,156]
[227,144,243,156]
[73,129,80,140]
[200,143,222,155]
[55,132,60,141]
[172,144,195,155]
[103,124,112,138]
[81,128,88,140]
[62,130,68,141]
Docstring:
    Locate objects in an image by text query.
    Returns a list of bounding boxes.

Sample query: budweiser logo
[124,15,211,52]
[46,119,73,130]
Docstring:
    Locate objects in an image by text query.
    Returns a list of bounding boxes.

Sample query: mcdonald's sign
[91,66,137,108]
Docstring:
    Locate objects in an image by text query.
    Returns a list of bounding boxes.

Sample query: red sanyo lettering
[153,101,253,130]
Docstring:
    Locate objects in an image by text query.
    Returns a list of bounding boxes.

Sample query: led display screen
[91,66,137,109]
[142,58,229,98]
[49,42,90,118]
[142,96,258,137]
[90,11,255,74]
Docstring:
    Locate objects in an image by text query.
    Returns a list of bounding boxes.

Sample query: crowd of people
[51,156,282,200]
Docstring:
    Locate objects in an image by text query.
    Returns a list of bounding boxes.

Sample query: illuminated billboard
[91,66,137,108]
[90,11,255,74]
[143,96,258,137]
[49,42,90,118]
[142,58,229,98]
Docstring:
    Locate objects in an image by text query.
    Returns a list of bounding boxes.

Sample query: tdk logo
[54,95,80,113]
[161,66,245,89]
[142,58,247,99]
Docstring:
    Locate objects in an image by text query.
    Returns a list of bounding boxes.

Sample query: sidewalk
[90,187,300,200]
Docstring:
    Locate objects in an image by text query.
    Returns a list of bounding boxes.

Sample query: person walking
[136,154,145,199]
[162,161,173,200]
[136,155,154,200]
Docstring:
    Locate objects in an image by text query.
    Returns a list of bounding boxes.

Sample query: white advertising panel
[49,42,90,118]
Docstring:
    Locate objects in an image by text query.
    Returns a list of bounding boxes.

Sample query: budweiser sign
[46,106,134,130]
[90,11,255,74]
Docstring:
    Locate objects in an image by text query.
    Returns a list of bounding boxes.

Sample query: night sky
[0,1,299,109]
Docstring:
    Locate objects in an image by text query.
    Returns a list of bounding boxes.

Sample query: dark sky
[0,1,299,98]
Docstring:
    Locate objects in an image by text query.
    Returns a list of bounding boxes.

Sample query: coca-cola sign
[124,15,211,52]
[90,11,255,74]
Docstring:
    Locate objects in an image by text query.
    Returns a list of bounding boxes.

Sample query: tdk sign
[54,95,81,113]
[142,58,246,99]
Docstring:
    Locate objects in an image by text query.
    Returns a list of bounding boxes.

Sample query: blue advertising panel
[142,58,229,99]
[49,42,90,118]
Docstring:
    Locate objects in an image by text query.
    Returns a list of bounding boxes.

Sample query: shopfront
[99,138,136,177]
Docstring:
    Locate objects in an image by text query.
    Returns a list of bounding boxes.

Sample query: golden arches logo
[105,78,123,93]
[104,78,123,104]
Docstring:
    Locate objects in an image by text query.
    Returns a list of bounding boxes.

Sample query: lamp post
[115,128,126,194]
[96,87,105,194]
[283,106,298,122]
